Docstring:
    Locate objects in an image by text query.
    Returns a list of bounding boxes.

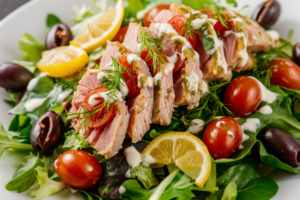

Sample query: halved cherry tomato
[200,9,229,36]
[223,76,262,118]
[167,15,199,50]
[265,58,300,90]
[119,56,140,97]
[112,26,129,43]
[144,4,171,27]
[82,87,116,128]
[54,150,102,189]
[202,117,243,159]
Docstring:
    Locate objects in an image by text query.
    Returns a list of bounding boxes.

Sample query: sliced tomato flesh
[140,50,164,76]
[119,56,140,97]
[82,87,116,128]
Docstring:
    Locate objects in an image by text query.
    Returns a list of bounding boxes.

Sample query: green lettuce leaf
[130,162,158,190]
[46,14,62,28]
[31,165,67,200]
[0,122,33,157]
[221,182,237,200]
[8,115,32,144]
[121,179,152,200]
[18,33,45,63]
[70,188,102,200]
[6,153,41,192]
[127,0,145,14]
[207,165,278,200]
[63,130,91,150]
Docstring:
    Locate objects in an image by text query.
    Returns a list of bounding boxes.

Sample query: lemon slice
[141,132,211,188]
[37,45,89,77]
[71,0,124,52]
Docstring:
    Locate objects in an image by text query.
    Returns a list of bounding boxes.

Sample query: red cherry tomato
[112,26,129,43]
[223,76,262,118]
[82,87,116,128]
[202,117,243,159]
[167,15,199,50]
[265,58,300,90]
[143,4,171,27]
[54,150,102,189]
[140,50,165,76]
[200,9,229,36]
[119,56,140,97]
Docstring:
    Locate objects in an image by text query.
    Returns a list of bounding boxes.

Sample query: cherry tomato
[143,4,171,27]
[265,58,300,90]
[82,87,116,128]
[167,15,199,50]
[54,150,102,189]
[119,56,140,97]
[112,26,129,43]
[223,76,262,118]
[202,117,243,159]
[200,10,229,36]
[140,50,165,76]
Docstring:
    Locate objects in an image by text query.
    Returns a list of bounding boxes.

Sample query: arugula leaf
[207,165,278,200]
[31,162,67,200]
[46,14,62,28]
[130,162,158,189]
[121,179,152,200]
[63,130,91,150]
[18,33,45,63]
[6,153,40,192]
[70,188,102,200]
[221,182,237,200]
[0,122,33,157]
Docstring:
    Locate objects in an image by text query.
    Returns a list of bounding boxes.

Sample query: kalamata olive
[293,43,300,66]
[257,128,300,167]
[251,0,281,29]
[0,62,34,91]
[30,111,63,154]
[45,23,73,50]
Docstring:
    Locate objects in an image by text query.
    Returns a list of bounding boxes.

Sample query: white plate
[0,0,299,199]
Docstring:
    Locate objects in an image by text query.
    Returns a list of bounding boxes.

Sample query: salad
[0,0,300,199]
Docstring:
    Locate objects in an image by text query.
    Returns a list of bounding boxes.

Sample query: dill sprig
[55,71,85,91]
[186,80,234,124]
[209,0,228,28]
[180,18,195,40]
[137,28,167,73]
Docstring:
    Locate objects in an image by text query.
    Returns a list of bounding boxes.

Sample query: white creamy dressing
[138,73,154,88]
[186,119,205,134]
[251,77,278,104]
[200,81,209,97]
[239,118,260,149]
[124,146,143,178]
[119,186,126,194]
[136,3,157,20]
[57,89,73,102]
[26,72,48,91]
[258,105,273,115]
[185,71,199,93]
[267,30,280,44]
[24,98,47,112]
[241,118,260,132]
[127,54,140,65]
[47,86,61,98]
[88,94,101,106]
[154,72,163,86]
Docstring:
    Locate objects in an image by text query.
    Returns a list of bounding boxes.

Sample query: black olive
[257,128,300,167]
[293,43,300,66]
[30,111,63,155]
[251,0,281,29]
[45,23,73,50]
[0,62,34,91]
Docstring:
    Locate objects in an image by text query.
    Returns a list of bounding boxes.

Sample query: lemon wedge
[71,0,124,52]
[141,132,211,188]
[37,45,89,77]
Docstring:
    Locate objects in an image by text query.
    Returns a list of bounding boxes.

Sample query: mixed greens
[1,0,300,200]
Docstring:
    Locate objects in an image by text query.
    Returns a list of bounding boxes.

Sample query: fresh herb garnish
[137,28,167,73]
[209,0,228,28]
[180,18,195,40]
[55,71,85,91]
